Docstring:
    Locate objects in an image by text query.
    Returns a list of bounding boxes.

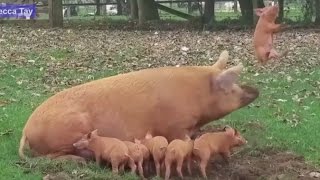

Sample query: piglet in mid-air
[140,131,168,177]
[253,4,288,64]
[192,126,247,179]
[73,129,136,174]
[164,135,194,180]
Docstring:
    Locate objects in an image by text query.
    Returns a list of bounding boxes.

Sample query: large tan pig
[18,50,259,163]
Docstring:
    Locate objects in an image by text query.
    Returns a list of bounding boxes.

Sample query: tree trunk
[278,0,284,22]
[188,0,192,14]
[117,0,123,15]
[95,0,100,15]
[137,0,160,24]
[233,0,238,13]
[203,0,215,24]
[130,0,138,19]
[315,0,320,24]
[70,6,77,16]
[238,0,264,24]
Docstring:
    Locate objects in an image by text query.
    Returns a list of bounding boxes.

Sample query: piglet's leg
[154,158,161,177]
[176,157,184,179]
[128,157,137,174]
[187,154,192,175]
[137,159,145,179]
[119,164,125,172]
[220,151,231,165]
[111,159,120,174]
[197,150,210,179]
[199,158,209,179]
[164,157,172,180]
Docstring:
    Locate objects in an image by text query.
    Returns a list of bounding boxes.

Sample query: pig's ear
[86,132,92,139]
[254,8,264,16]
[212,50,228,70]
[145,131,153,139]
[184,134,191,141]
[91,129,98,136]
[234,129,239,136]
[225,127,235,137]
[212,63,243,91]
[223,125,232,131]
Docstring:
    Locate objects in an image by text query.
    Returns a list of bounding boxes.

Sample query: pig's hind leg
[127,157,137,174]
[164,156,173,180]
[110,158,120,174]
[176,155,185,179]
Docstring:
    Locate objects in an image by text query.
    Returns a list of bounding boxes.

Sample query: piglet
[192,126,247,179]
[164,135,194,180]
[140,131,168,177]
[123,141,146,179]
[253,4,288,64]
[134,138,151,174]
[73,129,136,174]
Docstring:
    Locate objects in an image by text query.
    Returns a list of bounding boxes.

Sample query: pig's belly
[265,35,273,51]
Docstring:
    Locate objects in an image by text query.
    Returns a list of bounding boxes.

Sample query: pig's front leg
[220,151,231,165]
[268,23,287,34]
[95,153,101,166]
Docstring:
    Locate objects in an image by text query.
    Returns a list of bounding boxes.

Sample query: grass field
[0,21,320,179]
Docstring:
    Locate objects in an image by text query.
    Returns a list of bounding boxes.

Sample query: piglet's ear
[90,129,98,138]
[87,132,92,139]
[184,134,191,141]
[145,131,153,139]
[254,8,264,16]
[212,63,243,92]
[225,127,235,137]
[223,125,232,131]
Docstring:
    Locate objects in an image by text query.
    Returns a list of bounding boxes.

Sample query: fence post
[49,0,63,27]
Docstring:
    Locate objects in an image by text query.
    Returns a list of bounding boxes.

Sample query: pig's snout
[240,85,259,106]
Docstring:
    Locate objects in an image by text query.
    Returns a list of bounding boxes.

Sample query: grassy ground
[0,21,320,179]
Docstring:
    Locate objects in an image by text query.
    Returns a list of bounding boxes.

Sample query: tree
[203,0,215,24]
[315,0,320,24]
[278,0,284,22]
[137,0,160,24]
[238,0,264,24]
[130,0,138,19]
[117,0,123,15]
